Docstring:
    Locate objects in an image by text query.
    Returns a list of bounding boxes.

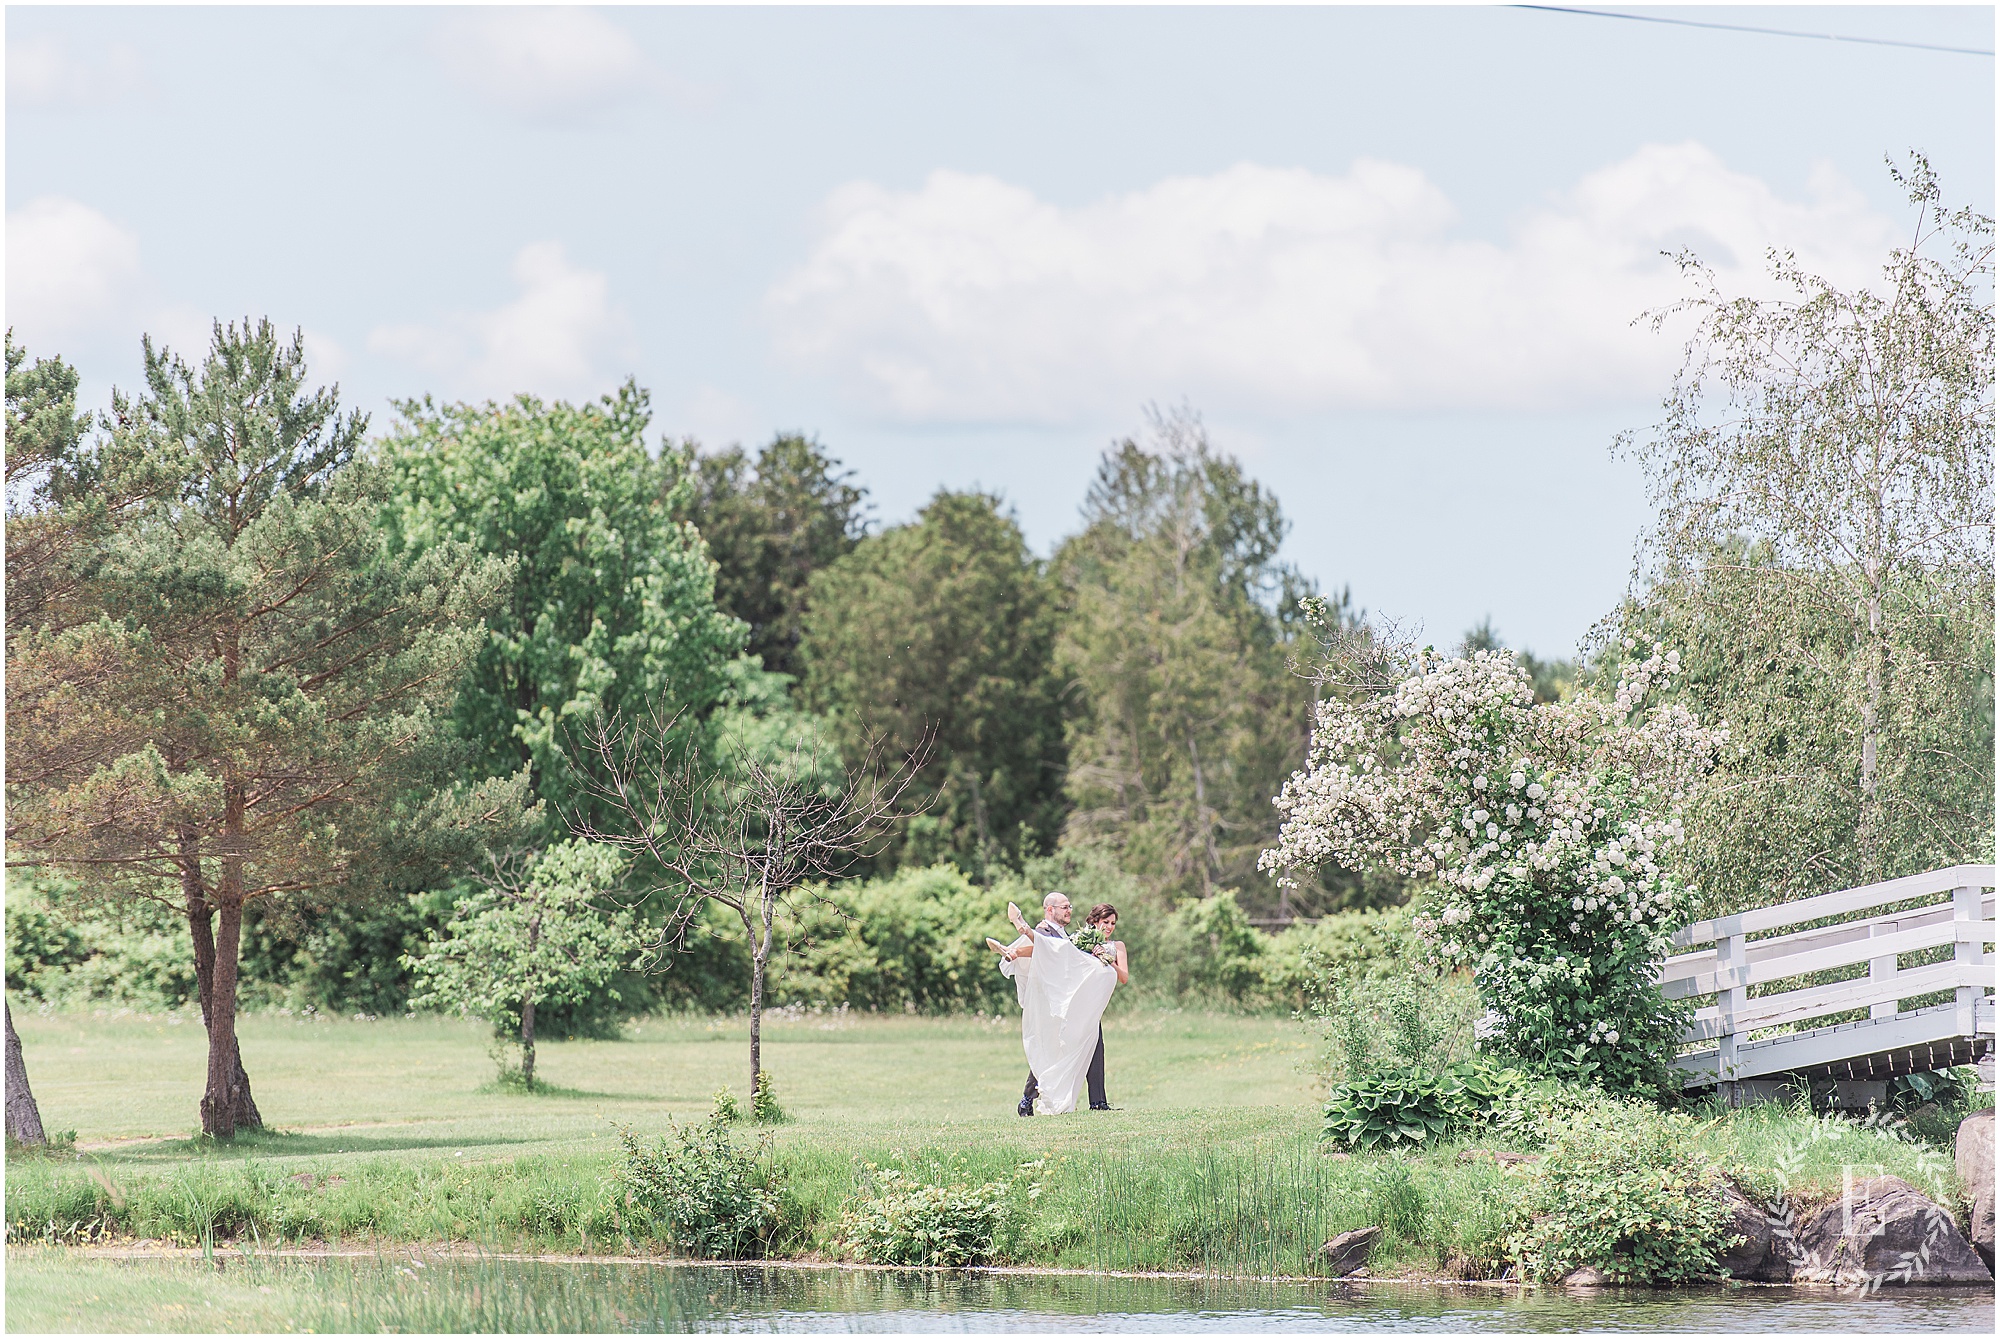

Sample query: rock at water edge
[1785,1175,1992,1286]
[1957,1109,1993,1274]
[1321,1225,1382,1277]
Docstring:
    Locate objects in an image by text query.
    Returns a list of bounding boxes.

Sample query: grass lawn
[5,1004,1980,1290]
[8,1003,1319,1166]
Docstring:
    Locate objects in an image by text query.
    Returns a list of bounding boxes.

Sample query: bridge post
[1718,931,1745,1107]
[1955,882,1980,1040]
[1869,918,1898,1020]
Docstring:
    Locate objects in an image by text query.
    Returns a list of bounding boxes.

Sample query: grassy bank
[4,1008,1979,1282]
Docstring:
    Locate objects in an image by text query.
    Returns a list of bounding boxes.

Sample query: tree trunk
[184,876,261,1133]
[5,999,47,1146]
[748,892,773,1099]
[521,911,541,1090]
[200,899,255,1138]
[1856,579,1888,885]
[200,775,260,1140]
[520,996,536,1090]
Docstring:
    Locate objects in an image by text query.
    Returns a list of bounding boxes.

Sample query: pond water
[254,1255,1997,1333]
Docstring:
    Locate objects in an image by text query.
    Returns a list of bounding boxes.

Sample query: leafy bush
[751,1071,785,1124]
[1503,1102,1736,1284]
[616,1117,786,1259]
[769,866,1016,1014]
[833,1167,1016,1266]
[1322,1060,1523,1150]
[1262,644,1722,1095]
[1259,905,1417,1006]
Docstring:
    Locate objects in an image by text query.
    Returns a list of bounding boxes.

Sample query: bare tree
[572,709,928,1098]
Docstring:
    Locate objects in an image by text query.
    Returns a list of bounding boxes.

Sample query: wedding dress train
[1000,935,1117,1114]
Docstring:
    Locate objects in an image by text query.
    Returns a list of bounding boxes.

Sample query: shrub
[833,1168,1015,1266]
[1322,1060,1522,1150]
[616,1117,785,1259]
[768,866,1016,1014]
[1259,905,1417,1006]
[751,1071,785,1124]
[1262,643,1723,1095]
[1503,1102,1736,1284]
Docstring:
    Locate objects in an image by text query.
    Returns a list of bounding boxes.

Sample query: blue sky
[8,4,1993,657]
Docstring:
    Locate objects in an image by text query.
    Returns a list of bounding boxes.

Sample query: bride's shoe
[1007,902,1032,935]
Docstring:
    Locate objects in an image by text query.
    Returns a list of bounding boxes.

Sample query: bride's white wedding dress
[1000,934,1117,1114]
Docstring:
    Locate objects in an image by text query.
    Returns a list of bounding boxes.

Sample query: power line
[1514,5,1995,57]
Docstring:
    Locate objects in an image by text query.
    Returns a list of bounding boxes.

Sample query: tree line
[5,158,1991,1137]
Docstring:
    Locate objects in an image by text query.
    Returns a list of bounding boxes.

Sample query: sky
[8,3,1994,658]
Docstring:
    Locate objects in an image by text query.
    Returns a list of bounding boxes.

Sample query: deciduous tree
[405,840,641,1089]
[378,387,748,826]
[1618,157,1993,897]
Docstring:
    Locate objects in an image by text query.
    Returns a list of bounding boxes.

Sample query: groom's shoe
[1017,1097,1034,1117]
[1089,1103,1116,1111]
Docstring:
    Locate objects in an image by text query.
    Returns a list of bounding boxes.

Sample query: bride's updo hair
[1085,903,1117,927]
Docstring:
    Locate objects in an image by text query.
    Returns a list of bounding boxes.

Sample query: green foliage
[616,1117,787,1259]
[767,865,1017,1014]
[801,489,1066,879]
[1603,552,1994,915]
[1259,904,1417,1001]
[833,1167,1016,1266]
[1503,1102,1735,1284]
[750,1071,785,1124]
[1054,411,1329,909]
[404,841,643,1069]
[377,384,746,826]
[1321,1061,1523,1151]
[1151,890,1268,1000]
[1616,162,1993,895]
[685,434,869,681]
[709,1087,742,1123]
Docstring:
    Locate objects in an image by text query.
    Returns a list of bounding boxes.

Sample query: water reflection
[295,1256,1996,1334]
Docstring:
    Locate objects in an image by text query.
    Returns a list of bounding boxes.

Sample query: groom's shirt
[1036,919,1069,939]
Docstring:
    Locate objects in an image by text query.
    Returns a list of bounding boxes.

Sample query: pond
[115,1254,2000,1333]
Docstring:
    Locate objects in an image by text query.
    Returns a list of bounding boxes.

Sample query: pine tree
[9,320,520,1137]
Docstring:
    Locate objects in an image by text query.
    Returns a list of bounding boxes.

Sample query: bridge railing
[1659,864,1996,1085]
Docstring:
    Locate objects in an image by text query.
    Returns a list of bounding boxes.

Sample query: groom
[1011,892,1111,1116]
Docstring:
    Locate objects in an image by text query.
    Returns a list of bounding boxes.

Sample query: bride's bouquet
[1069,923,1111,958]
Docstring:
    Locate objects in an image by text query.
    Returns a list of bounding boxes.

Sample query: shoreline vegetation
[6,1010,1985,1287]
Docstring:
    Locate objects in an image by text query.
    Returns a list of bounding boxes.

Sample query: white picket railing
[1660,864,1996,1092]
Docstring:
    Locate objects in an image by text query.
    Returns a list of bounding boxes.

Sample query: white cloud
[433,8,648,122]
[6,196,146,341]
[367,242,632,402]
[768,144,1901,424]
[7,36,146,110]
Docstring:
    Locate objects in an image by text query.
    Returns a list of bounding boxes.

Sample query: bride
[987,896,1124,1114]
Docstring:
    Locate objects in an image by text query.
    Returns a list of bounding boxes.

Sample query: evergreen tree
[801,490,1065,877]
[1055,409,1334,911]
[685,434,868,680]
[8,320,521,1137]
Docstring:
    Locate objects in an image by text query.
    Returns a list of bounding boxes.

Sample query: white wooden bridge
[1661,864,1996,1104]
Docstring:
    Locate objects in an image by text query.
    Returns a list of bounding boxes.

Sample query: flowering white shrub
[1260,642,1726,1093]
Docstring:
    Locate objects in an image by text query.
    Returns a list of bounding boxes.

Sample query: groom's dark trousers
[1022,1027,1107,1108]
